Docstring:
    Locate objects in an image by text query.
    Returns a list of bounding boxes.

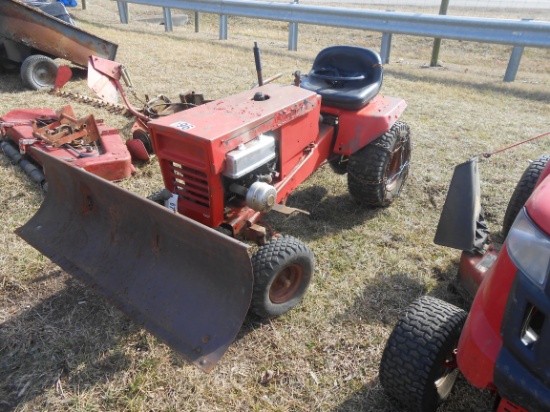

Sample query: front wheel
[347,121,411,207]
[379,296,467,412]
[250,236,314,319]
[20,55,59,90]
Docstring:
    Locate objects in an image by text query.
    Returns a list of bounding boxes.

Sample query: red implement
[0,106,134,182]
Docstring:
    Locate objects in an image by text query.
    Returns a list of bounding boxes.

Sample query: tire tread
[347,121,411,207]
[379,296,467,412]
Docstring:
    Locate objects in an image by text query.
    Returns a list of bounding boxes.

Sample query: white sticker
[165,193,179,212]
[171,121,195,131]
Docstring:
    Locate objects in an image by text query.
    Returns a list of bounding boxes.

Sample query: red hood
[526,174,550,236]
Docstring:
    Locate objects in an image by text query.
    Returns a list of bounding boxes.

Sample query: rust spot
[80,184,95,215]
[152,233,161,255]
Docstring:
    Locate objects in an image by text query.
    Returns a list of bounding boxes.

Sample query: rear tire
[250,236,314,319]
[379,296,467,412]
[502,155,549,237]
[20,55,58,90]
[347,121,411,207]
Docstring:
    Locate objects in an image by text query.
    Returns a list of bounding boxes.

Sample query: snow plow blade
[16,149,253,373]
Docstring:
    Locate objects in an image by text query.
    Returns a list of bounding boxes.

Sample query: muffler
[16,148,253,372]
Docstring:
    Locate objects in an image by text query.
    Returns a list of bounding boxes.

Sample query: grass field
[1,2,549,411]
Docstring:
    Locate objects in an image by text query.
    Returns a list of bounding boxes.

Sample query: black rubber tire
[20,55,59,90]
[379,296,468,412]
[347,121,411,207]
[250,236,315,319]
[502,155,549,238]
[328,155,349,175]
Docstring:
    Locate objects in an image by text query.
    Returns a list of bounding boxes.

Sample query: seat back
[301,46,383,110]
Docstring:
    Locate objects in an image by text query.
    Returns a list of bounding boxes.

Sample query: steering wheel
[310,68,365,82]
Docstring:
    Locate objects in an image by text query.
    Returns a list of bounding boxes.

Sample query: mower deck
[0,106,134,183]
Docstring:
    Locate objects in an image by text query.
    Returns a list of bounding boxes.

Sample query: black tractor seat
[301,46,384,111]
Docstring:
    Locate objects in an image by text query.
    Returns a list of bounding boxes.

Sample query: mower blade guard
[434,157,482,251]
[16,149,253,373]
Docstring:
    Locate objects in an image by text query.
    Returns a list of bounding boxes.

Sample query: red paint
[147,83,404,237]
[453,155,550,406]
[54,66,72,89]
[495,397,528,412]
[1,107,134,181]
[525,162,550,236]
[126,139,150,161]
[457,247,516,389]
[322,95,407,155]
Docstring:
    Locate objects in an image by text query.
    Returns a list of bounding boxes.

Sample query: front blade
[434,157,482,251]
[16,149,253,372]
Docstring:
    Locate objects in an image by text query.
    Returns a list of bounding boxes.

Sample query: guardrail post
[380,33,392,64]
[504,45,525,82]
[503,19,532,82]
[288,22,298,51]
[195,11,200,32]
[117,1,129,24]
[163,7,173,32]
[431,0,450,66]
[219,15,228,40]
[288,0,299,51]
[380,10,394,64]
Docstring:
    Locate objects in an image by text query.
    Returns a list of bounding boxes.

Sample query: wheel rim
[269,264,304,304]
[33,62,56,88]
[385,136,411,192]
[434,349,458,395]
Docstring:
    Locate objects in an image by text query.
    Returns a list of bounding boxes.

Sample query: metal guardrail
[115,0,550,81]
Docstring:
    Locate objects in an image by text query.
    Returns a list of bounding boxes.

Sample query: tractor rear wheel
[502,154,549,237]
[347,121,411,207]
[250,236,314,319]
[379,296,467,412]
[20,55,59,90]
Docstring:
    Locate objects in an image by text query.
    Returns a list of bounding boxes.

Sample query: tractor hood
[525,175,550,237]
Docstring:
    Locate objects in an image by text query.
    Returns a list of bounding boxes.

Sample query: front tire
[347,121,411,207]
[20,55,59,90]
[379,296,467,412]
[502,154,549,237]
[250,236,314,319]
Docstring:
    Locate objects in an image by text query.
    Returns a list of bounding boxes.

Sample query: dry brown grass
[1,2,549,411]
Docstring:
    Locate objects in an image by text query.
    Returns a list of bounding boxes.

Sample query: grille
[170,162,210,210]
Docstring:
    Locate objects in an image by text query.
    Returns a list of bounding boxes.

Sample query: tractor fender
[324,94,407,156]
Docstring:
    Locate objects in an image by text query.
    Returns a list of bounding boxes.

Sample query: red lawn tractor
[16,46,412,371]
[379,154,550,411]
